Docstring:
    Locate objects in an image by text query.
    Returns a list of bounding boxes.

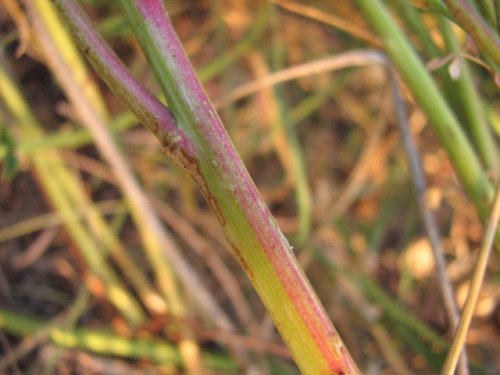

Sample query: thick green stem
[55,0,360,373]
[53,0,235,333]
[120,1,359,373]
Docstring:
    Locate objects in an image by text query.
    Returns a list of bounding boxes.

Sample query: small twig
[0,200,124,243]
[214,50,387,109]
[11,227,58,270]
[441,182,500,375]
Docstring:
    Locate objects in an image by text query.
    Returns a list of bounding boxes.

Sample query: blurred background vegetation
[0,0,498,374]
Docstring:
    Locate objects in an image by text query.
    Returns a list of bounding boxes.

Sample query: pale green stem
[0,309,237,371]
[443,0,500,67]
[439,17,499,171]
[355,0,494,221]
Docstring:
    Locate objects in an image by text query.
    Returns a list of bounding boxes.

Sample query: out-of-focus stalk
[0,308,238,372]
[443,0,500,67]
[0,54,146,327]
[438,17,499,171]
[355,0,494,221]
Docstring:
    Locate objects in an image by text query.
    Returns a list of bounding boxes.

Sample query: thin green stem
[0,309,238,372]
[0,287,90,373]
[473,0,497,29]
[443,0,500,67]
[395,2,498,172]
[438,17,499,171]
[0,113,136,156]
[355,0,494,221]
[425,0,456,19]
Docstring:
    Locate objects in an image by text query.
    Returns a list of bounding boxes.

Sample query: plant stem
[123,1,359,372]
[27,0,189,325]
[355,0,494,221]
[52,0,237,334]
[438,17,499,171]
[56,0,360,372]
[472,0,497,30]
[441,183,500,374]
[443,0,500,67]
[0,309,238,372]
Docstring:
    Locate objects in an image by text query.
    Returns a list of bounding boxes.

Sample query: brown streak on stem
[162,141,226,227]
[227,241,254,281]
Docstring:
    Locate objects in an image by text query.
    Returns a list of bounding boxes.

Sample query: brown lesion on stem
[228,241,254,281]
[162,135,226,227]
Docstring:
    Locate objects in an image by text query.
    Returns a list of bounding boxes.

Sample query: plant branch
[0,52,146,327]
[25,2,206,369]
[438,18,498,171]
[51,0,178,144]
[214,49,387,109]
[55,0,361,372]
[53,0,237,334]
